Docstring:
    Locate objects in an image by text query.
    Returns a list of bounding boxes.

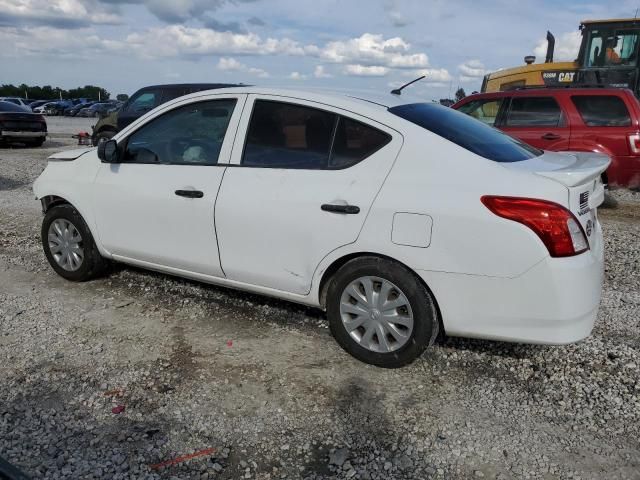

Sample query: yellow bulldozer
[482,18,640,96]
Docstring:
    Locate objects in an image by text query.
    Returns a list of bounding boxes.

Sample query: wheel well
[318,252,445,336]
[40,195,71,213]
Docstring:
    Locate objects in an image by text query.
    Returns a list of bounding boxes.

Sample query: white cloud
[344,64,389,77]
[321,33,428,68]
[217,56,269,77]
[384,0,409,27]
[313,65,332,78]
[0,0,121,27]
[407,68,452,83]
[458,59,488,78]
[289,71,307,80]
[534,31,581,62]
[457,59,488,83]
[122,25,310,58]
[0,26,122,59]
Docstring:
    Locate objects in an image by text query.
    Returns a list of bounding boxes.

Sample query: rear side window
[505,97,563,127]
[330,117,391,169]
[243,100,390,169]
[388,102,542,163]
[571,95,632,126]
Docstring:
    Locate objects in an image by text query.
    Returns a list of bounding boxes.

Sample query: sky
[0,0,637,101]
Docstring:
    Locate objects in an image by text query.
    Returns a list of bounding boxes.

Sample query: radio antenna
[391,75,426,95]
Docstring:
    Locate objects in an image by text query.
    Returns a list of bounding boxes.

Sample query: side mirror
[97,139,120,163]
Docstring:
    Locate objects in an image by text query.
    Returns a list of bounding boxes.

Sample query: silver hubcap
[48,219,84,271]
[340,276,414,353]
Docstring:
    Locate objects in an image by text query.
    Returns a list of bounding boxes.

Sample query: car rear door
[214,95,402,295]
[500,95,571,150]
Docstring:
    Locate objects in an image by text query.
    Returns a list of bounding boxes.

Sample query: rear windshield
[0,101,30,113]
[388,102,542,162]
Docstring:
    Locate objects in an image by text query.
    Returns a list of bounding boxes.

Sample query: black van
[91,83,238,146]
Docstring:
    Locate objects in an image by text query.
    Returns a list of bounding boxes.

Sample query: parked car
[91,83,238,145]
[28,100,50,110]
[77,102,113,118]
[0,100,47,147]
[33,102,56,114]
[34,87,608,367]
[65,102,96,117]
[44,101,73,116]
[452,87,640,188]
[0,97,31,110]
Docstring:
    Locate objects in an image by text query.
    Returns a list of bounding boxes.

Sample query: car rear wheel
[42,204,108,281]
[30,138,45,147]
[326,256,439,368]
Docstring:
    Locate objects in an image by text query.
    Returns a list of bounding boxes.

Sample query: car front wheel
[326,256,439,368]
[42,204,108,281]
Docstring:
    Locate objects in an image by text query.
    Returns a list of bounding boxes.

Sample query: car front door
[214,96,402,295]
[500,96,571,150]
[117,88,164,130]
[92,94,246,276]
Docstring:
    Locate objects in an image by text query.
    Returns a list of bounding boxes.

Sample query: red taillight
[481,196,589,257]
[628,132,640,155]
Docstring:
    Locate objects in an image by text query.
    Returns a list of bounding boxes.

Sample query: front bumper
[418,221,604,344]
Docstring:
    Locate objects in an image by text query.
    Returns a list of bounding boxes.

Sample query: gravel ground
[1,135,639,480]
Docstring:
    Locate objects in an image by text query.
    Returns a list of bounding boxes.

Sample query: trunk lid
[502,150,610,244]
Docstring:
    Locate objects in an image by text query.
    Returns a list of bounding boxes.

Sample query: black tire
[30,138,45,147]
[326,256,439,368]
[41,204,108,281]
[93,130,115,146]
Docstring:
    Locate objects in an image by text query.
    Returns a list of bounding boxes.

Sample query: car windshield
[388,102,542,162]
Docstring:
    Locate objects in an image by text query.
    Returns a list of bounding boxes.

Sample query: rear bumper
[608,155,640,188]
[1,131,46,138]
[417,222,604,344]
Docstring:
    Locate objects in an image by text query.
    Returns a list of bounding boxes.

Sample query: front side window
[388,102,542,163]
[456,99,504,126]
[586,28,639,67]
[123,99,236,165]
[125,90,161,114]
[505,97,563,127]
[572,95,631,126]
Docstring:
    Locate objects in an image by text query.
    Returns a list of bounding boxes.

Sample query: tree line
[0,84,111,101]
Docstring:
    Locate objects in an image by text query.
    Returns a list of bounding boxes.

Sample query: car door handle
[541,133,561,140]
[321,204,360,214]
[175,189,204,198]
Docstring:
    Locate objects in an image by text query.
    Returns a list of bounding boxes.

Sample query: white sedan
[33,87,608,368]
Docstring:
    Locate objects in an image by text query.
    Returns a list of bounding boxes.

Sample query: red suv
[452,88,640,188]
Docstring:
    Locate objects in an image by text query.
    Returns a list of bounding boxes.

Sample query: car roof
[456,87,634,102]
[139,83,240,91]
[181,86,424,111]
